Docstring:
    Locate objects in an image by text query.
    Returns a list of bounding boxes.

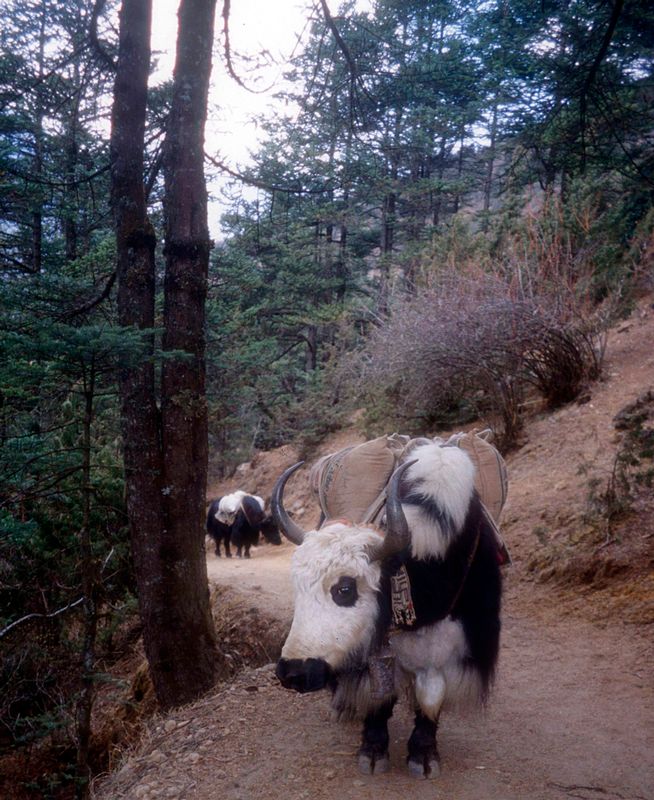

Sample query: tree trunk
[111,0,168,701]
[75,364,98,799]
[159,0,219,706]
[453,127,465,215]
[304,325,317,371]
[31,0,47,274]
[379,111,402,315]
[110,0,219,711]
[432,135,447,227]
[335,122,353,304]
[64,79,80,263]
[482,99,499,231]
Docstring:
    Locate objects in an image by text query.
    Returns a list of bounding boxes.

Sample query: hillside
[93,297,654,800]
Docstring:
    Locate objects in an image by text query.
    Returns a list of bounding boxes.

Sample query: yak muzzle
[275,657,332,693]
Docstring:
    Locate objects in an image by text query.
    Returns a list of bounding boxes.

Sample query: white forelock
[402,443,476,559]
[282,523,383,669]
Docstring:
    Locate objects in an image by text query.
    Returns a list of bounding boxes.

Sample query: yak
[206,491,281,558]
[271,441,502,779]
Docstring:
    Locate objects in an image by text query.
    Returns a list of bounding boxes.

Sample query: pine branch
[0,549,115,640]
[61,271,117,321]
[220,0,270,93]
[89,0,117,71]
[206,153,338,195]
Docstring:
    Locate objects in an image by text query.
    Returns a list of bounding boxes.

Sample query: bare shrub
[521,320,601,406]
[346,271,606,451]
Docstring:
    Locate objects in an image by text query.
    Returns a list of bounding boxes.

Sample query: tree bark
[159,0,219,706]
[31,0,47,274]
[378,110,402,316]
[64,70,80,263]
[110,0,219,711]
[111,0,168,701]
[75,364,98,799]
[482,100,499,231]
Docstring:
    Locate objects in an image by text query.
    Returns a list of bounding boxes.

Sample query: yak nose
[275,658,331,693]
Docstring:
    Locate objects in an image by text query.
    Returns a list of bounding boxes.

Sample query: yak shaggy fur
[276,440,503,778]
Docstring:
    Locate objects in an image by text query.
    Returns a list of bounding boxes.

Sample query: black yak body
[206,491,281,558]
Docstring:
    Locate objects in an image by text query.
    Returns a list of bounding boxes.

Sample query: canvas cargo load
[444,429,508,524]
[310,430,510,564]
[309,434,409,525]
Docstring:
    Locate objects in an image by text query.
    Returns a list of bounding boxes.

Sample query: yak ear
[370,459,416,562]
[271,462,307,546]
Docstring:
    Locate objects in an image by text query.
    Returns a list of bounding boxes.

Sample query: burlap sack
[311,436,400,523]
[445,429,508,523]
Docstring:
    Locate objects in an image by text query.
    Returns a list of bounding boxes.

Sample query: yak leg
[407,668,445,778]
[407,710,440,778]
[358,700,395,775]
[223,536,232,558]
[243,531,257,558]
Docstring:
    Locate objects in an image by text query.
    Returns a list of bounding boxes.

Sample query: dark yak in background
[206,492,281,558]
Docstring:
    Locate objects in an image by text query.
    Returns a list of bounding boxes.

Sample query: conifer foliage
[0,0,652,795]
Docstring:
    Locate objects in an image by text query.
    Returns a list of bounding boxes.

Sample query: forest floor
[93,297,654,800]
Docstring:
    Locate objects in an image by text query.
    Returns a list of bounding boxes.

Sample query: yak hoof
[358,753,390,775]
[407,756,440,780]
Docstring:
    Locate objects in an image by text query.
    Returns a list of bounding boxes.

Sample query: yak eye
[330,576,358,607]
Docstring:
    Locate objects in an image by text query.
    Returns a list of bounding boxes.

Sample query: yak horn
[373,459,416,561]
[271,462,307,546]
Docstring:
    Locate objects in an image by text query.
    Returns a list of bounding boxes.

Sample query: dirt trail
[202,548,654,800]
[95,300,654,800]
[96,547,653,800]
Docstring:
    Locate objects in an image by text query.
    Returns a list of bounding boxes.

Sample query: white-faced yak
[271,441,503,779]
[206,491,281,558]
